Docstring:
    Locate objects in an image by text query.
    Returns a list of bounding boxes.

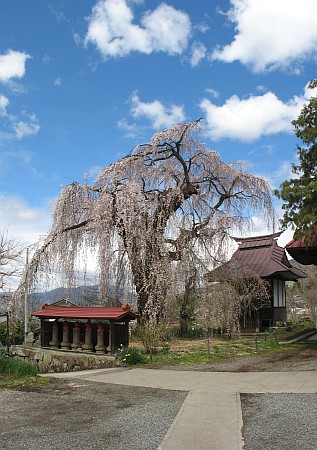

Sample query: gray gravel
[1,344,317,449]
[241,393,317,450]
[0,379,187,449]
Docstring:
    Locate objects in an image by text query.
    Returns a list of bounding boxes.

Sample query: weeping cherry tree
[24,120,274,322]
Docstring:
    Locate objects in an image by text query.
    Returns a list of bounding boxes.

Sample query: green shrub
[0,342,5,356]
[117,345,147,365]
[0,322,8,347]
[0,356,38,377]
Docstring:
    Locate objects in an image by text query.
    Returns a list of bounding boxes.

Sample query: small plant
[134,322,172,353]
[117,345,147,365]
[161,343,170,354]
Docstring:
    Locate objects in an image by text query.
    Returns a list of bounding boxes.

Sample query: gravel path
[0,380,187,450]
[241,393,317,450]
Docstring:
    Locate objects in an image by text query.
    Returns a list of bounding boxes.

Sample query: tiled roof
[209,235,307,281]
[286,231,317,265]
[32,304,137,320]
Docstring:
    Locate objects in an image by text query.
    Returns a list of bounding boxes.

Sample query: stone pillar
[82,321,93,352]
[95,323,106,354]
[49,320,60,349]
[107,322,114,354]
[71,322,81,351]
[61,321,71,350]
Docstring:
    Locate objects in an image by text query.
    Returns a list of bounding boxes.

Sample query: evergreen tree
[277,80,317,241]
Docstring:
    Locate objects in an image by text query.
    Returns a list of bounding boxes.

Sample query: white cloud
[0,49,31,84]
[85,0,191,58]
[130,92,186,129]
[189,41,207,66]
[0,50,39,140]
[0,150,33,173]
[0,105,40,140]
[199,85,315,142]
[277,228,294,248]
[212,0,317,72]
[12,114,40,139]
[54,77,62,86]
[48,3,68,23]
[0,95,9,116]
[195,22,210,34]
[117,118,141,139]
[0,193,52,246]
[204,88,219,99]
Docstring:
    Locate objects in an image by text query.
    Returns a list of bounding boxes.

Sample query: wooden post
[207,339,211,360]
[274,330,279,344]
[6,313,9,354]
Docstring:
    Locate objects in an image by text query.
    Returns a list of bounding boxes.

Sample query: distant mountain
[29,285,100,307]
[27,284,137,310]
[0,284,137,313]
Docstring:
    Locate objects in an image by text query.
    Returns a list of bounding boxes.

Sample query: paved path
[46,368,317,450]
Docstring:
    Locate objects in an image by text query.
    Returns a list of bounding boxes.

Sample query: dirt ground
[233,345,317,372]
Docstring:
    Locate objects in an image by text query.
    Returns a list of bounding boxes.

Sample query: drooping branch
[20,120,274,322]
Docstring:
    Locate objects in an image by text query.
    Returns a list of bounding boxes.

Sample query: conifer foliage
[277,80,317,241]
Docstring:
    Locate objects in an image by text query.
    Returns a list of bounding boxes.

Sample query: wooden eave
[286,233,317,265]
[32,304,137,321]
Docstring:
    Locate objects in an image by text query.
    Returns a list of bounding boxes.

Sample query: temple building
[208,234,307,332]
[31,303,137,354]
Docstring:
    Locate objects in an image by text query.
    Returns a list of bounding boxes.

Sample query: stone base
[9,345,119,374]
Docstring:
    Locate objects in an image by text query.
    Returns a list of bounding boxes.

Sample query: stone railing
[9,345,119,373]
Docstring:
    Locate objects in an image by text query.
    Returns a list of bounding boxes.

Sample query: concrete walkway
[46,368,317,450]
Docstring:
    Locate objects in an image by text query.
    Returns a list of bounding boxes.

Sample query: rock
[34,352,44,361]
[43,353,52,365]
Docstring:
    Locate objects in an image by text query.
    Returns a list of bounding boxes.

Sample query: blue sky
[0,0,316,249]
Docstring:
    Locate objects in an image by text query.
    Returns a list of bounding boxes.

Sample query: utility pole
[24,246,29,342]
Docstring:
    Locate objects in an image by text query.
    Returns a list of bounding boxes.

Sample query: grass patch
[0,356,38,377]
[132,327,315,367]
[0,356,48,391]
[142,335,290,367]
[0,374,50,390]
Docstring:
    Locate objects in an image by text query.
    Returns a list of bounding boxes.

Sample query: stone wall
[9,345,119,373]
